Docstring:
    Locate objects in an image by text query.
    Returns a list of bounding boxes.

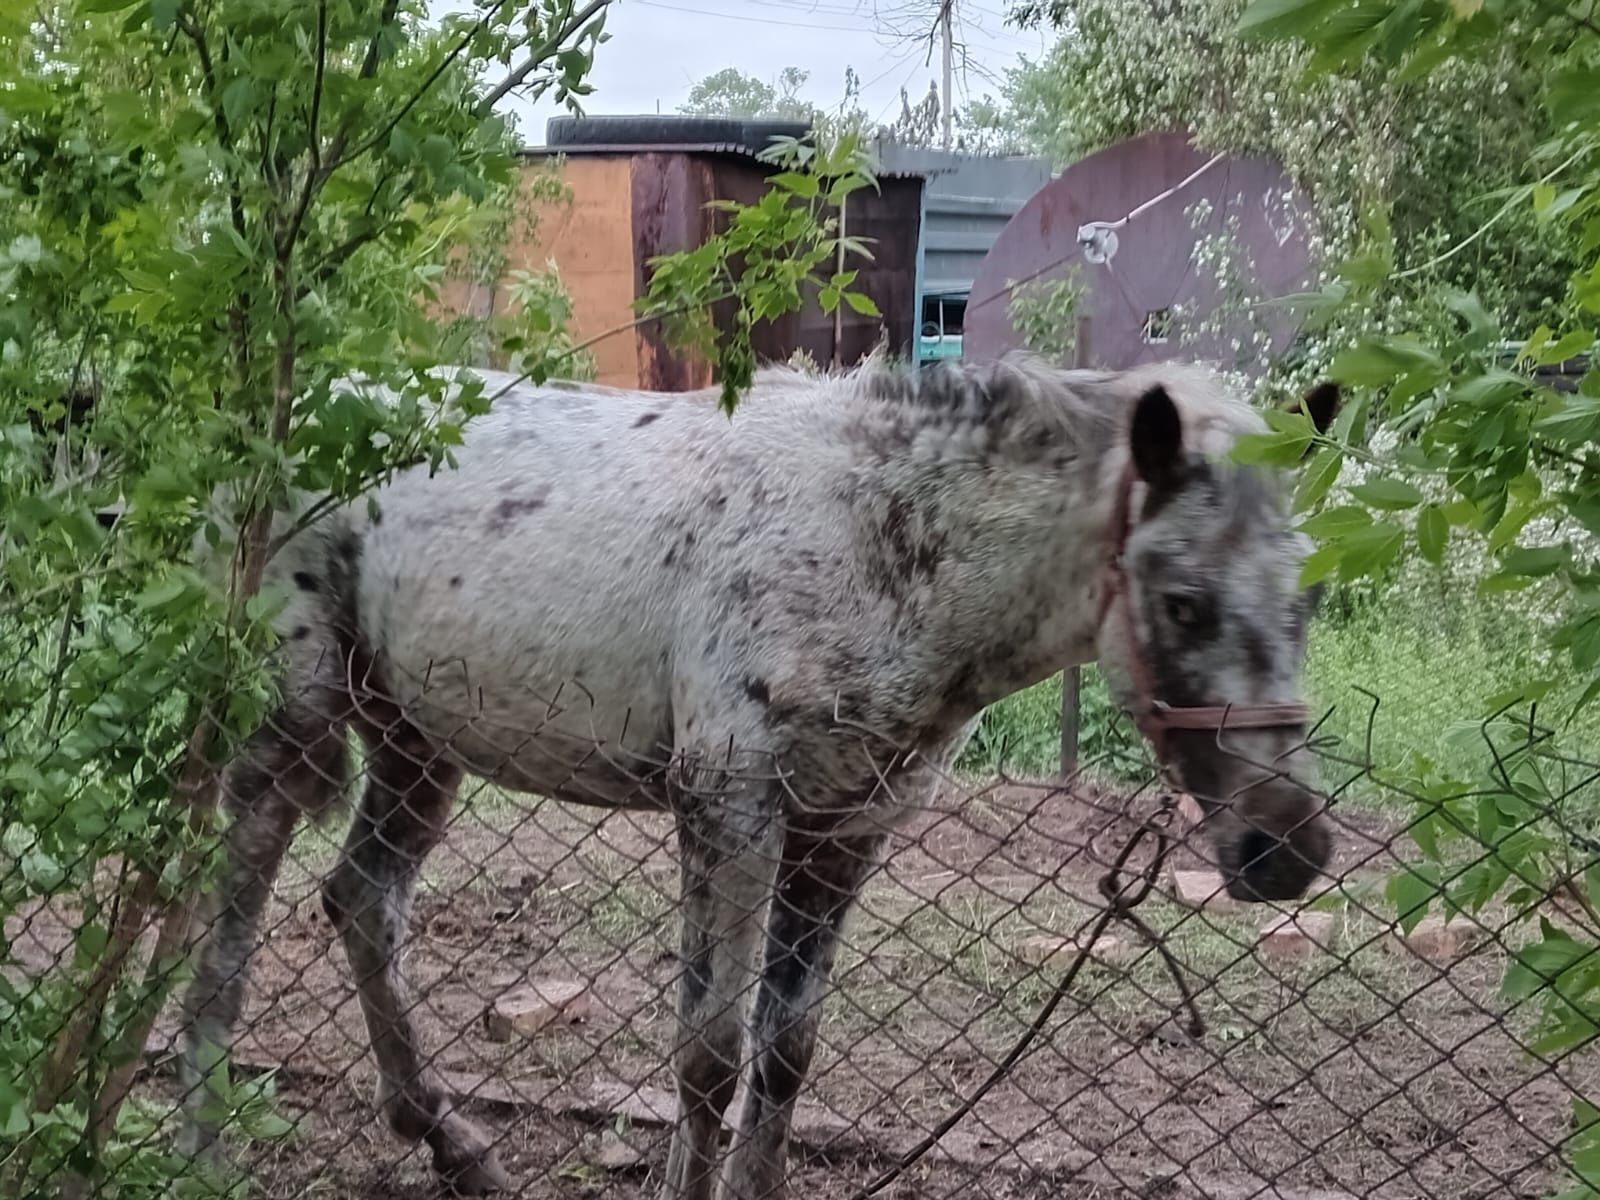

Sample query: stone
[1176,792,1206,828]
[1016,932,1131,969]
[1385,916,1484,964]
[1256,911,1336,960]
[589,1130,648,1171]
[483,980,591,1041]
[1168,869,1240,913]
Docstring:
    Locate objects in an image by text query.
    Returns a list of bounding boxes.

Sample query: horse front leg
[717,831,882,1200]
[661,755,784,1200]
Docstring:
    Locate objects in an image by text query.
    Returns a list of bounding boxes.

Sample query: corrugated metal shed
[870,141,1051,364]
[873,143,1052,296]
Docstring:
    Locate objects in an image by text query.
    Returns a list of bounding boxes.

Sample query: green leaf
[1538,329,1596,367]
[1388,864,1439,933]
[1350,478,1424,510]
[1294,446,1342,513]
[1417,504,1448,563]
[1478,572,1536,595]
[1338,520,1405,579]
[1298,505,1372,538]
[842,290,879,317]
[1451,369,1526,408]
[1444,289,1496,341]
[1503,923,1594,1000]
[1330,338,1441,388]
[1236,0,1341,39]
[135,574,195,611]
[78,0,141,11]
[1298,542,1343,587]
[221,77,255,132]
[1233,429,1311,466]
[770,171,819,199]
[1500,544,1571,577]
[419,135,453,175]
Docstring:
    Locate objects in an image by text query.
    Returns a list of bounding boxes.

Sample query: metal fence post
[1062,315,1092,779]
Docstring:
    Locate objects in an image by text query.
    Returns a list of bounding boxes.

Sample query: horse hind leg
[178,691,351,1162]
[321,717,507,1195]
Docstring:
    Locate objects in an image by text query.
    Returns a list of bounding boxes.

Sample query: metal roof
[526,115,933,176]
[872,141,1052,300]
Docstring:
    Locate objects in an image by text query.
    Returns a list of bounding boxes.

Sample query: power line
[631,0,879,32]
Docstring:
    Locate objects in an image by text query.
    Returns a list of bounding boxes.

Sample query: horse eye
[1167,596,1198,627]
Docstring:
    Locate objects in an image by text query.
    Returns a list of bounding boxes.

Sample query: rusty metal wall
[964,131,1313,373]
[698,162,922,375]
[629,152,717,392]
[503,145,924,391]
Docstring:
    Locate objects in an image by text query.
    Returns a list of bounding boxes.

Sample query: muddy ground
[12,777,1591,1199]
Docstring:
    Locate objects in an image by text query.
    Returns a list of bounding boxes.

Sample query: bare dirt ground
[15,777,1592,1200]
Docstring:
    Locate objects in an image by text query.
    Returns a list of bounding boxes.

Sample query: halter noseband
[1096,462,1310,767]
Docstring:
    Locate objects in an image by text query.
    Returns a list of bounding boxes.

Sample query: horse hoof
[436,1148,510,1196]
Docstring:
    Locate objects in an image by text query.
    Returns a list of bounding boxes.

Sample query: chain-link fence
[3,665,1598,1200]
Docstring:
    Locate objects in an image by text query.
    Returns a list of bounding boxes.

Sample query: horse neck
[858,406,1128,710]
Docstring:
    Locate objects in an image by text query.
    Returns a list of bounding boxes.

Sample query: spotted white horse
[178,354,1339,1198]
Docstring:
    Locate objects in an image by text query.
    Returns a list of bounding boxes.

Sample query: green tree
[0,0,607,1191]
[1224,3,1600,1193]
[679,65,819,121]
[994,0,1571,326]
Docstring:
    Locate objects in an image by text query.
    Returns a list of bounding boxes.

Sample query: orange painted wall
[434,157,641,387]
[509,156,640,387]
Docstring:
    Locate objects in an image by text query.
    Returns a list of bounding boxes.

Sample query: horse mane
[742,351,1266,468]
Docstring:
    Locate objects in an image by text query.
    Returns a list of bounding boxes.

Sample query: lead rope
[848,792,1204,1200]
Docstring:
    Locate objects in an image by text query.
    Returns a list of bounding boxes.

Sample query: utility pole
[939,0,953,150]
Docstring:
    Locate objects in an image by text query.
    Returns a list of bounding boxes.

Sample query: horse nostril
[1228,818,1327,902]
[1238,827,1280,872]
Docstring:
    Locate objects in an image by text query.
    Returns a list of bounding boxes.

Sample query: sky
[488,0,1053,146]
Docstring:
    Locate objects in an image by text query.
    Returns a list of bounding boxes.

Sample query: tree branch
[476,0,610,114]
[278,0,329,256]
[176,8,248,244]
[321,0,402,169]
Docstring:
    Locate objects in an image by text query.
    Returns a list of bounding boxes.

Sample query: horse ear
[1294,381,1340,436]
[1130,386,1185,492]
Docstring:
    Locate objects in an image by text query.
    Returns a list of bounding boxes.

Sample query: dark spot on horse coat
[290,625,310,641]
[633,411,660,428]
[449,576,462,589]
[293,571,319,593]
[744,676,771,706]
[369,504,382,526]
[866,495,945,600]
[487,489,548,534]
[1243,629,1274,679]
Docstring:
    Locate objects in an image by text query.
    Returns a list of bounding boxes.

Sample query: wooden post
[1061,315,1092,779]
[1061,664,1081,779]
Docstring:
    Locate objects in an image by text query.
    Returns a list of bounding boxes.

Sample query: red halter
[1095,462,1310,766]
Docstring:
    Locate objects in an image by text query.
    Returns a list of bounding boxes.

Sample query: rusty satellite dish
[963,131,1315,373]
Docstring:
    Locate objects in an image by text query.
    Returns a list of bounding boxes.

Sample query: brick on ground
[1256,910,1336,960]
[1384,915,1484,964]
[1015,931,1131,969]
[483,979,591,1041]
[1175,792,1205,828]
[1168,869,1240,913]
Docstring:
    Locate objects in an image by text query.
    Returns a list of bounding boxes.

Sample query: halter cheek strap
[1095,462,1309,767]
